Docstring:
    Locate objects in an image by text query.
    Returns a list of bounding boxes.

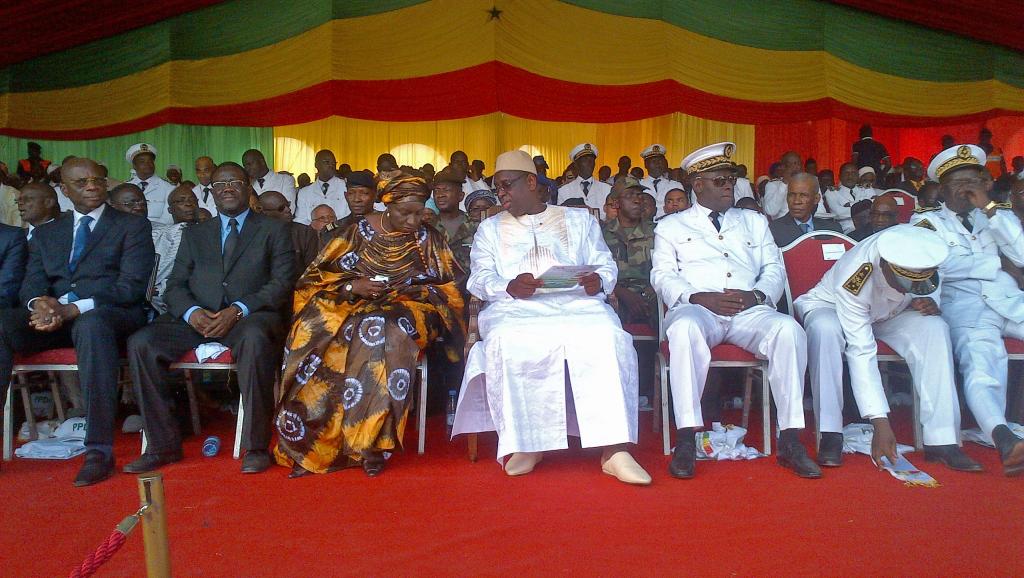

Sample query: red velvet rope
[68,529,128,578]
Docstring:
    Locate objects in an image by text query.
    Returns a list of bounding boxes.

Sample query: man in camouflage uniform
[602,176,657,327]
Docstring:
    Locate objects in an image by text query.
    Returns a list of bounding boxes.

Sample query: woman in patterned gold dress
[273,172,464,477]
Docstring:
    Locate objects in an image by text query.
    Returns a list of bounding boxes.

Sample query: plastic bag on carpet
[695,422,763,461]
[15,417,87,459]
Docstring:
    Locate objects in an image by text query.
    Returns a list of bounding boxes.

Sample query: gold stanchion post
[137,473,172,578]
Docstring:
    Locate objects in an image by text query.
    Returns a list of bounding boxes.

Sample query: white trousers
[665,304,806,430]
[948,309,1024,436]
[803,307,960,446]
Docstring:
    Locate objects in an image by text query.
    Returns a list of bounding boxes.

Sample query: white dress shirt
[640,175,685,218]
[127,175,174,225]
[191,183,218,217]
[557,176,613,219]
[294,176,349,225]
[824,185,876,232]
[251,170,298,206]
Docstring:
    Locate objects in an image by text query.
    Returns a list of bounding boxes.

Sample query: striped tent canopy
[2,0,1022,139]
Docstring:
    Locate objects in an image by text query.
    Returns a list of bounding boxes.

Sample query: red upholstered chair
[656,299,773,456]
[3,349,76,461]
[157,346,429,459]
[885,189,916,223]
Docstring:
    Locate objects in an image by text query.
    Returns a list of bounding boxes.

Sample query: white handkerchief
[195,342,230,362]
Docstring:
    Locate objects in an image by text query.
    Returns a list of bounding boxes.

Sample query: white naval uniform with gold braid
[910,204,1024,437]
[557,176,612,219]
[793,233,960,444]
[651,202,807,431]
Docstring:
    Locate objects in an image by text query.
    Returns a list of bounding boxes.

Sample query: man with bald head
[191,156,218,217]
[242,149,296,206]
[257,190,319,272]
[146,186,200,314]
[769,173,843,247]
[17,182,61,240]
[294,149,348,226]
[1,158,154,486]
[108,183,149,218]
[851,192,900,241]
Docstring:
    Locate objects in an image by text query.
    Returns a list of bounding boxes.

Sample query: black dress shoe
[777,441,822,478]
[241,450,272,474]
[924,445,983,472]
[816,432,844,467]
[669,433,696,479]
[361,451,385,477]
[123,449,183,474]
[998,438,1024,477]
[74,450,115,487]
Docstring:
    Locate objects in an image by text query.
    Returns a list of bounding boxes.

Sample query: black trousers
[127,312,285,453]
[0,306,145,449]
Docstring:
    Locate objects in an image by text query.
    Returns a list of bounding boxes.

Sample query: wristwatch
[753,290,767,306]
[343,282,356,303]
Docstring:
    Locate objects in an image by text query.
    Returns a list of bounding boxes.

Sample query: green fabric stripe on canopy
[0,125,274,182]
[2,0,1022,95]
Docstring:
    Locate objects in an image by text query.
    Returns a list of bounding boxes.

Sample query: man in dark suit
[255,190,319,273]
[0,223,28,437]
[125,162,295,475]
[769,173,844,247]
[895,157,926,198]
[0,158,154,486]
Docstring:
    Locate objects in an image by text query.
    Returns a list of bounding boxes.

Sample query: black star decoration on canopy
[487,6,502,21]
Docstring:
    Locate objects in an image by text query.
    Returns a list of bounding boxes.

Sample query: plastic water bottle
[446,390,457,437]
[202,435,221,457]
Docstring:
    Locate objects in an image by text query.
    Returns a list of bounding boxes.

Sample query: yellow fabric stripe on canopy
[273,113,755,178]
[4,0,1023,132]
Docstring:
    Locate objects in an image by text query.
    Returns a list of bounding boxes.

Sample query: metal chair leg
[741,368,753,430]
[762,366,772,456]
[3,381,13,461]
[912,385,923,451]
[183,370,202,437]
[233,393,245,460]
[18,375,36,442]
[659,352,671,455]
[417,358,428,455]
[47,371,66,422]
[652,354,661,434]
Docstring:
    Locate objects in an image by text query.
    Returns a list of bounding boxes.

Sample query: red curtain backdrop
[755,116,1024,177]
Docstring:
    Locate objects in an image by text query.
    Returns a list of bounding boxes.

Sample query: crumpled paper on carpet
[195,342,230,362]
[842,423,915,455]
[961,422,1024,448]
[695,422,763,461]
[879,454,940,488]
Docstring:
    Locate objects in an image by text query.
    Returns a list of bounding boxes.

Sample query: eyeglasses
[211,180,247,192]
[68,177,107,188]
[694,175,737,187]
[495,173,527,192]
[113,199,147,208]
[945,177,984,190]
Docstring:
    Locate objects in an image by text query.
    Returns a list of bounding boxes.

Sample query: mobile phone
[370,275,389,283]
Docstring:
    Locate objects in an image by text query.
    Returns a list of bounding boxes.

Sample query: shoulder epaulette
[913,206,940,213]
[842,263,873,296]
[995,202,1013,210]
[913,218,936,231]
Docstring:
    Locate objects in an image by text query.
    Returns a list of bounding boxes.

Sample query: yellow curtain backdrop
[274,113,755,178]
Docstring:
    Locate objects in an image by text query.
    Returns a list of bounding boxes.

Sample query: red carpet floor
[2,409,1023,577]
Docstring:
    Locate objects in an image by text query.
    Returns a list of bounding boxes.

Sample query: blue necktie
[800,222,811,235]
[70,215,93,273]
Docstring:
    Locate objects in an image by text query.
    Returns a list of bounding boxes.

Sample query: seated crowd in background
[2,126,1023,488]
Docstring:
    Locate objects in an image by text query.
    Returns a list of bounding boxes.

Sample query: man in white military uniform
[638,144,684,219]
[909,144,1024,476]
[557,143,613,219]
[294,149,349,225]
[125,143,174,225]
[825,162,877,233]
[795,224,981,471]
[452,150,650,485]
[651,142,820,479]
[191,156,218,217]
[243,149,297,206]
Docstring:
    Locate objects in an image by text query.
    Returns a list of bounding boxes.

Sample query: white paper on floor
[961,422,1024,448]
[695,422,763,461]
[15,417,87,460]
[842,423,915,455]
[879,454,940,488]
